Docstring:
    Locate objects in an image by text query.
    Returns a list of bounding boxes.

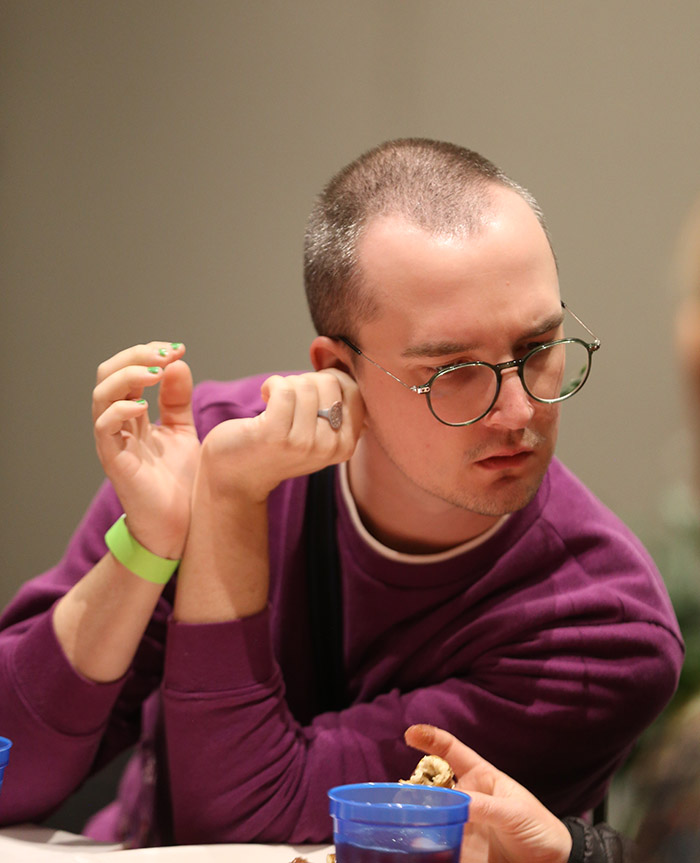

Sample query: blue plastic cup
[328,782,470,862]
[0,737,12,795]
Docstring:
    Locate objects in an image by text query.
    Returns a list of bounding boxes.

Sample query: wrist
[105,515,180,584]
[125,521,187,561]
[198,436,276,504]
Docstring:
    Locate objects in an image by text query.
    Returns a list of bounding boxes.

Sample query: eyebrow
[400,310,566,360]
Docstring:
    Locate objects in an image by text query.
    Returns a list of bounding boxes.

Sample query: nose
[481,366,535,430]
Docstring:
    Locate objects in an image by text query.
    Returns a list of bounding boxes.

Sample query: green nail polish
[171,342,182,349]
[158,348,168,357]
[147,367,160,374]
[136,398,147,405]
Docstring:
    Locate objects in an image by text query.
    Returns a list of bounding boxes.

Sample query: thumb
[159,360,195,428]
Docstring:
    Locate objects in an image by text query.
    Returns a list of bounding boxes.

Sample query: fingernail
[136,398,147,405]
[147,367,160,374]
[158,348,168,357]
[171,342,182,349]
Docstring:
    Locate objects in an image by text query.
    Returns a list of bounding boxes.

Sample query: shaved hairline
[303,139,555,340]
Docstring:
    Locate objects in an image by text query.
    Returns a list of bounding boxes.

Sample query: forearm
[53,552,167,682]
[0,610,124,823]
[172,451,269,624]
[161,631,479,844]
[162,612,368,844]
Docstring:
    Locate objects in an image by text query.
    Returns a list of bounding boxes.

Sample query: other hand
[197,368,365,502]
[92,341,200,558]
[404,725,572,863]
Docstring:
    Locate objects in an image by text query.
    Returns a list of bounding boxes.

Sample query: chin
[453,468,549,516]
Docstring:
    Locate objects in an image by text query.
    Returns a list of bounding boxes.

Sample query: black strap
[563,817,633,863]
[305,466,347,713]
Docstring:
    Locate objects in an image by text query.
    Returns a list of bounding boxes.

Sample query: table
[0,825,333,863]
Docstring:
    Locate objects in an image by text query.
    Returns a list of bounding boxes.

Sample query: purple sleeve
[0,481,173,824]
[0,377,278,827]
[161,606,682,845]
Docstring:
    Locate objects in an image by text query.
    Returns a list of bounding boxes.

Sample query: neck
[347,435,501,554]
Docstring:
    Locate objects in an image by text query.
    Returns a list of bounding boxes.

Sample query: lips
[474,450,533,470]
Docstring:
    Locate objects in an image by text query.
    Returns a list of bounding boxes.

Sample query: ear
[310,336,355,377]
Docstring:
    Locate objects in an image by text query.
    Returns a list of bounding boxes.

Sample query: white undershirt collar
[338,461,509,565]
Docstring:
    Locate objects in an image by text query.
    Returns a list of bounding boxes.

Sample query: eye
[517,339,551,356]
[418,361,449,374]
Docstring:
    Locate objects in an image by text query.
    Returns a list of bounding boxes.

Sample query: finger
[94,398,149,463]
[262,373,337,447]
[404,725,488,778]
[292,373,329,442]
[259,375,300,438]
[321,367,366,443]
[158,360,195,429]
[404,727,521,830]
[310,370,345,435]
[96,342,185,385]
[92,364,165,422]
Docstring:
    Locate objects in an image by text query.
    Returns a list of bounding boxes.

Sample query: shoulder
[190,372,305,439]
[542,458,654,560]
[535,459,682,645]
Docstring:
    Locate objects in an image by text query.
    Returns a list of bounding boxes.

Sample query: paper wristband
[104,515,180,585]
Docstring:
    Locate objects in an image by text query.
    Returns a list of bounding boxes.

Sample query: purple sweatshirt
[0,375,684,846]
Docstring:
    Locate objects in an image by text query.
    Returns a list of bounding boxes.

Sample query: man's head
[308,139,565,548]
[304,137,552,341]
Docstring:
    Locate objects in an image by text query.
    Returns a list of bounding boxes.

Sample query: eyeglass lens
[428,340,591,425]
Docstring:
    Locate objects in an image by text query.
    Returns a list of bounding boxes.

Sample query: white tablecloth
[0,826,332,863]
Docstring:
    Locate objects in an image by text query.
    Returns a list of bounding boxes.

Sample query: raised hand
[172,368,365,624]
[92,341,200,558]
[196,368,365,503]
[404,725,572,863]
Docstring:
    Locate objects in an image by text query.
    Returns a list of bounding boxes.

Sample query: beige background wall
[2,1,699,609]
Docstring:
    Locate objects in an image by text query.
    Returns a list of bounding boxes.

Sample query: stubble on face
[370,423,554,519]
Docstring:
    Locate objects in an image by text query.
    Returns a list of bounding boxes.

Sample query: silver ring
[317,400,343,430]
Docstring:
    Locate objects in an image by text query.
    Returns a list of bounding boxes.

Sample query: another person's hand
[196,368,365,503]
[405,725,572,863]
[92,341,200,559]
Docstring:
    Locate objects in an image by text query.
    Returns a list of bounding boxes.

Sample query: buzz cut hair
[303,137,552,340]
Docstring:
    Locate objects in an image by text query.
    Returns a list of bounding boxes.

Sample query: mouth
[474,450,534,471]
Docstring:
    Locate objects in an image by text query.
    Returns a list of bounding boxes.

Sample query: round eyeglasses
[337,302,601,427]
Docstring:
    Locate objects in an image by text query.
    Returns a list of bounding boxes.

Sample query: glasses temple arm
[335,336,423,392]
[561,301,601,350]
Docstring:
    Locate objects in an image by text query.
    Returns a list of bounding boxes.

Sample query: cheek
[361,382,446,448]
[536,403,561,440]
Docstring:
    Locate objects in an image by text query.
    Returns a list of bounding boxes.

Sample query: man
[0,139,683,847]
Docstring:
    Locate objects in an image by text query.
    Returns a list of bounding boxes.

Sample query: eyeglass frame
[335,301,601,427]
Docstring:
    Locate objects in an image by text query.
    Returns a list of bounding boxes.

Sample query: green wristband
[105,515,180,585]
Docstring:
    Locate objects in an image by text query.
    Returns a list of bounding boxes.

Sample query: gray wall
[2,1,699,609]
